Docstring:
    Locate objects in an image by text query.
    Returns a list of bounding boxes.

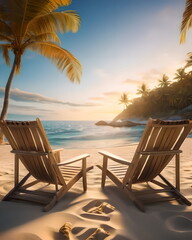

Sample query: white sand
[0,139,192,240]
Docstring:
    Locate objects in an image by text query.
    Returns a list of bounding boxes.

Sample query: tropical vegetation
[116,66,192,120]
[0,0,81,143]
[119,93,130,109]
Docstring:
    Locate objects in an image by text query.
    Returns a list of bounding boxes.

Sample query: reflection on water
[42,121,145,149]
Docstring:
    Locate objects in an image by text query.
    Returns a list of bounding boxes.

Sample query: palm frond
[0,44,11,66]
[0,0,72,39]
[0,20,14,38]
[28,41,81,82]
[27,11,80,36]
[49,0,71,7]
[0,34,13,42]
[185,52,192,68]
[180,0,192,43]
[28,32,60,43]
[2,46,10,66]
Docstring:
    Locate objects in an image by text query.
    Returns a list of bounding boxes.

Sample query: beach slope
[0,140,192,240]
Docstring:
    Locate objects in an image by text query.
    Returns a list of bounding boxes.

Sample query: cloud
[93,68,111,80]
[3,103,54,120]
[89,97,105,101]
[103,91,121,97]
[122,69,165,89]
[0,88,100,107]
[9,104,51,113]
[123,78,142,85]
[140,69,163,84]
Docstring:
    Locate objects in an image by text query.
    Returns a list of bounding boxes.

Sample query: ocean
[42,121,145,149]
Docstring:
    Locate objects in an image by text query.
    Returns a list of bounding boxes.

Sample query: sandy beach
[0,139,192,240]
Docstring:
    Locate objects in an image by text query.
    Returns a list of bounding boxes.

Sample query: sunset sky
[0,0,192,121]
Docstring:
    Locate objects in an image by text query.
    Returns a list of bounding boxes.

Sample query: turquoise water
[42,121,145,149]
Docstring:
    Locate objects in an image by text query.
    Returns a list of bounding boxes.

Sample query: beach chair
[0,118,93,211]
[97,118,192,211]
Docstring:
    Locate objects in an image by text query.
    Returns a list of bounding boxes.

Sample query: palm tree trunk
[0,55,17,144]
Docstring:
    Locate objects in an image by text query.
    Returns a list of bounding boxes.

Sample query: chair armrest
[99,151,131,165]
[52,148,64,163]
[11,150,48,156]
[52,148,64,153]
[57,154,90,166]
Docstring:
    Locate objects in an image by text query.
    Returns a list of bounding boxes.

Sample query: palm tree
[137,83,150,97]
[119,93,130,109]
[0,0,81,143]
[168,94,178,108]
[174,68,186,82]
[158,74,170,88]
[180,0,192,43]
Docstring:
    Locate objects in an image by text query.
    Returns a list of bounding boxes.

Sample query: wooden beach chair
[97,118,192,211]
[0,118,93,211]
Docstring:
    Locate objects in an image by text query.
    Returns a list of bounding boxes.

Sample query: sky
[0,0,192,121]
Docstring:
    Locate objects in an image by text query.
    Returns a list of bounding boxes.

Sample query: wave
[42,121,144,148]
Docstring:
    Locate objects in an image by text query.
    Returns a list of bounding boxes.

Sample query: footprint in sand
[58,201,116,239]
[58,222,73,240]
[81,200,115,221]
[166,215,192,232]
[72,225,114,240]
[83,200,115,214]
[85,227,110,240]
[58,223,113,240]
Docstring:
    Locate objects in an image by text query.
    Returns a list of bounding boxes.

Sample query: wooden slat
[137,126,177,182]
[30,126,45,151]
[22,180,40,189]
[0,124,18,149]
[18,124,49,181]
[18,189,55,197]
[36,118,52,151]
[147,127,182,180]
[7,123,43,181]
[123,119,154,185]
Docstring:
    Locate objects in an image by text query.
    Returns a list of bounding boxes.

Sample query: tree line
[119,62,192,119]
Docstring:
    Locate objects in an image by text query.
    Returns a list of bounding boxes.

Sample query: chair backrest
[0,118,65,185]
[124,118,192,185]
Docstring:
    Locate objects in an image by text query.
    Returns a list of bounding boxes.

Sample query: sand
[0,139,192,240]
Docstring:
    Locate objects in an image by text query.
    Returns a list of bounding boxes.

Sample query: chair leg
[43,185,69,212]
[14,155,19,187]
[82,158,87,191]
[98,165,146,212]
[175,153,180,191]
[159,174,191,206]
[101,156,108,188]
[122,186,145,212]
[3,173,31,201]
